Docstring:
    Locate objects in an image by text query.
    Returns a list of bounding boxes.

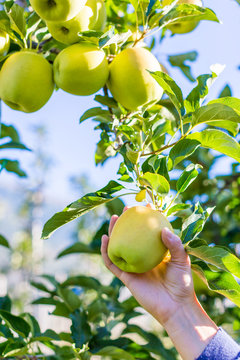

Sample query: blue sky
[1,0,240,209]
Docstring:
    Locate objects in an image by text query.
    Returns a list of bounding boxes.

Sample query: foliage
[0,0,239,358]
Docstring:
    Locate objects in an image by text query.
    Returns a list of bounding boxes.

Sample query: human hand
[101,208,195,327]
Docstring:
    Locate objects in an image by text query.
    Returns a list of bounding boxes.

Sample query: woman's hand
[101,209,218,360]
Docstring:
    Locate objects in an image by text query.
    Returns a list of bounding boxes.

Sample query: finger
[161,228,189,266]
[108,215,118,236]
[101,235,123,279]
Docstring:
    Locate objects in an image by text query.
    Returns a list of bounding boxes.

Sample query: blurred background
[0,0,240,338]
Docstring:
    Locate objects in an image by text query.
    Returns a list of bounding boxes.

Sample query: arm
[101,215,220,360]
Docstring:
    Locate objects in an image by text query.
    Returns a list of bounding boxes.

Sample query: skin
[108,206,173,273]
[0,30,10,56]
[93,0,107,31]
[0,51,54,113]
[46,0,98,45]
[29,0,87,22]
[53,43,109,96]
[162,0,203,34]
[101,207,218,360]
[107,48,164,111]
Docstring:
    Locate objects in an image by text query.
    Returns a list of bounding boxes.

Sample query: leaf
[177,164,202,193]
[208,96,240,115]
[168,51,198,82]
[168,138,201,169]
[147,0,157,16]
[117,162,134,183]
[186,239,240,278]
[192,261,240,307]
[70,309,91,348]
[159,3,219,29]
[185,69,222,113]
[41,181,125,239]
[0,310,30,338]
[5,3,26,38]
[62,276,101,291]
[0,141,31,151]
[206,120,239,137]
[80,107,111,123]
[94,95,118,108]
[219,84,232,98]
[95,346,135,360]
[0,124,20,142]
[150,71,185,117]
[181,202,214,243]
[57,243,99,258]
[0,296,11,312]
[0,159,27,177]
[142,155,170,181]
[187,129,240,162]
[57,287,81,312]
[0,235,10,249]
[191,103,240,127]
[139,172,170,195]
[167,203,192,216]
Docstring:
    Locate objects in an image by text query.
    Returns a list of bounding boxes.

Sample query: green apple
[107,206,173,273]
[107,47,164,111]
[0,29,10,56]
[46,0,98,45]
[53,43,109,96]
[29,0,87,22]
[162,0,203,34]
[0,50,54,113]
[93,0,107,31]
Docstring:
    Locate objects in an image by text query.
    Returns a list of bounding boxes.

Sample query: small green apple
[29,0,87,22]
[107,206,173,273]
[107,47,164,111]
[0,29,10,56]
[53,42,109,96]
[93,0,107,31]
[162,0,203,34]
[0,50,54,113]
[47,0,98,45]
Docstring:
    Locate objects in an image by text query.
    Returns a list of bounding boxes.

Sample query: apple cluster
[0,0,202,114]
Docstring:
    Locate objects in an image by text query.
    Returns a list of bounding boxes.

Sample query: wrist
[160,295,218,360]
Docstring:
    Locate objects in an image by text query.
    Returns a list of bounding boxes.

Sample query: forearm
[158,295,218,360]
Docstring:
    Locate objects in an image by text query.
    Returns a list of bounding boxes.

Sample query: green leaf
[94,95,118,108]
[126,144,139,165]
[159,3,219,29]
[3,343,28,358]
[177,164,202,193]
[0,159,27,177]
[187,129,240,162]
[117,162,134,183]
[0,296,11,312]
[168,138,201,169]
[95,346,135,360]
[142,155,170,181]
[0,235,10,249]
[0,124,20,142]
[0,310,30,338]
[192,261,240,307]
[139,172,170,195]
[80,107,111,123]
[5,3,26,38]
[41,181,125,239]
[0,141,31,151]
[191,103,240,127]
[62,276,101,291]
[57,287,81,312]
[70,309,91,348]
[57,243,99,258]
[181,203,214,243]
[219,84,232,98]
[206,120,239,136]
[168,51,198,82]
[186,239,240,278]
[167,203,192,216]
[208,96,240,115]
[150,71,185,117]
[185,68,222,113]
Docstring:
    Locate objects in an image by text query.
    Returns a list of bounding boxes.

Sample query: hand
[101,208,218,360]
[101,209,195,326]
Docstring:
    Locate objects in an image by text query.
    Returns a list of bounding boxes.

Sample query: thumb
[161,228,190,266]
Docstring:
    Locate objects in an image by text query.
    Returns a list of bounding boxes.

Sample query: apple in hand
[0,29,10,56]
[93,0,107,31]
[107,206,173,273]
[29,0,87,22]
[53,42,109,96]
[162,0,203,34]
[107,47,164,111]
[47,0,98,45]
[0,50,54,113]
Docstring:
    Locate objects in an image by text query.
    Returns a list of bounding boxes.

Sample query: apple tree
[0,0,240,358]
